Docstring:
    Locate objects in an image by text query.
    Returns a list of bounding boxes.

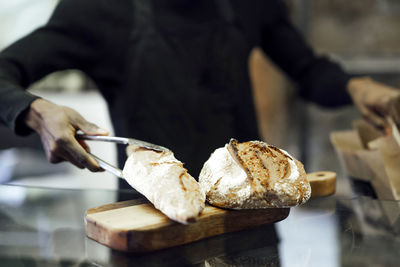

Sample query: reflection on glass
[277,207,339,267]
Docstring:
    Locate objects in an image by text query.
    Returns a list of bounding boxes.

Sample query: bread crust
[199,139,311,209]
[123,145,205,224]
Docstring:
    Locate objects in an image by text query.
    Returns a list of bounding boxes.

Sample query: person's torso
[93,0,261,175]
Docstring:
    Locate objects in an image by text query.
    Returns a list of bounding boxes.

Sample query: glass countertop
[0,181,399,267]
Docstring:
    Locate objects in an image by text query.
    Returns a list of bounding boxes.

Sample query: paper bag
[330,120,400,231]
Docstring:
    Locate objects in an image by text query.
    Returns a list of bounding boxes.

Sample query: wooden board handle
[307,171,336,197]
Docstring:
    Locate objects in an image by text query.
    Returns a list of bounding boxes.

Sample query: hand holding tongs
[76,133,169,178]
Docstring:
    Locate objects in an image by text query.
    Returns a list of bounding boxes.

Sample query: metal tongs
[76,133,170,178]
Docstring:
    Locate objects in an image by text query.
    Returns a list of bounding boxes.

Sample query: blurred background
[0,0,399,191]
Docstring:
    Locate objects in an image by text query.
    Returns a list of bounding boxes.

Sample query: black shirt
[0,0,352,174]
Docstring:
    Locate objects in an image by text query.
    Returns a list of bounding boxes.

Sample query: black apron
[115,0,259,190]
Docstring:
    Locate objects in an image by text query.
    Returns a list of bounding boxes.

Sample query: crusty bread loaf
[199,139,311,209]
[123,145,205,224]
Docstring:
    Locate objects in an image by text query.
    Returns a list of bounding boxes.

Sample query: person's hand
[23,98,109,171]
[347,77,400,128]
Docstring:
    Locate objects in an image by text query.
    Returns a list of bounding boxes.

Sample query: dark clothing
[0,0,352,177]
[113,0,260,179]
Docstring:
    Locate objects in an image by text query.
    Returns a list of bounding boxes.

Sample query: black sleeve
[0,0,115,135]
[259,0,352,107]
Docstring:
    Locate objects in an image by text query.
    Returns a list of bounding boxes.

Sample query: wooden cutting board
[85,201,289,253]
[85,171,335,252]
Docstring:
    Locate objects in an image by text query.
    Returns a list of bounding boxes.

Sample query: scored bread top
[199,139,311,209]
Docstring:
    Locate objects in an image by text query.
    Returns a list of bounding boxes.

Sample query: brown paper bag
[330,130,385,184]
[374,135,400,199]
[330,121,400,231]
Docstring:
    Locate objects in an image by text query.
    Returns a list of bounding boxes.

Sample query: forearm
[259,1,352,107]
[0,75,40,135]
[0,0,110,134]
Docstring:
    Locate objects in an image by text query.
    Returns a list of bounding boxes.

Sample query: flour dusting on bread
[199,139,311,209]
[123,145,205,224]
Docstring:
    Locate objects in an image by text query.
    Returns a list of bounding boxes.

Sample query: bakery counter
[0,181,399,267]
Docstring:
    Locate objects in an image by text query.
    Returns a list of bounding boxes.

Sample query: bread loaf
[199,139,311,209]
[123,145,205,224]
